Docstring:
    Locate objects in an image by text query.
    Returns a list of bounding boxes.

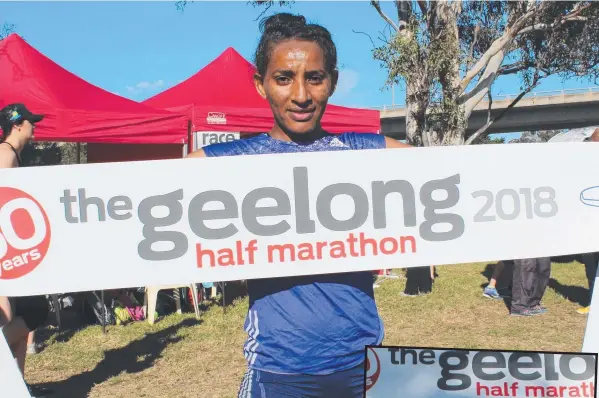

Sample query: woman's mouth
[288,109,315,122]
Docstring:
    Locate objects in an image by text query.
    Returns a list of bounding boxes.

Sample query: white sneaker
[27,343,38,355]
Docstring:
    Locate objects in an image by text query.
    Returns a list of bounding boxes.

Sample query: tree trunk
[405,76,429,147]
[435,0,466,146]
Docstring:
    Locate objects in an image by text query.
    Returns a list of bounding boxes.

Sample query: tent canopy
[143,47,380,134]
[0,34,188,144]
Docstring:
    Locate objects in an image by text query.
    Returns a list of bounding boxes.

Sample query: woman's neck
[3,134,28,154]
[268,126,328,144]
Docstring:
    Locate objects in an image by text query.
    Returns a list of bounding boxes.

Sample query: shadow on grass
[37,317,201,397]
[34,308,89,353]
[548,278,589,307]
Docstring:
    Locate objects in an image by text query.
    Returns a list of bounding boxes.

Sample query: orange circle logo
[365,347,382,391]
[0,188,51,279]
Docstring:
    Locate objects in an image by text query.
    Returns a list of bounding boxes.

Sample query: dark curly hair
[254,13,338,79]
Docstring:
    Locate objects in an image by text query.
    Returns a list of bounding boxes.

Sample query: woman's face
[12,120,34,142]
[255,39,338,138]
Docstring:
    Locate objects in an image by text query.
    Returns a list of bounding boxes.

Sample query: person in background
[402,266,434,296]
[510,257,551,316]
[187,13,411,397]
[0,103,52,397]
[483,261,511,299]
[27,331,38,355]
[579,252,599,315]
[372,269,400,289]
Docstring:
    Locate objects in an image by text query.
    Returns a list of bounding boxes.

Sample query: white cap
[548,126,599,142]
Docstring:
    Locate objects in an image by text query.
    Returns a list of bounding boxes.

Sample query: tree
[369,1,599,147]
[471,134,505,145]
[508,129,563,144]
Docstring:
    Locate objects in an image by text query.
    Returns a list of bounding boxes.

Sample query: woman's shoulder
[336,132,387,150]
[0,144,17,168]
[202,134,270,157]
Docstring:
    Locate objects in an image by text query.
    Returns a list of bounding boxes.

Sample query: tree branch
[417,1,427,16]
[519,3,591,35]
[465,76,542,145]
[467,24,481,69]
[498,60,535,75]
[395,0,412,31]
[428,1,437,32]
[371,0,400,33]
[519,17,588,35]
[352,29,376,49]
[485,90,493,125]
[459,4,544,93]
[175,0,188,11]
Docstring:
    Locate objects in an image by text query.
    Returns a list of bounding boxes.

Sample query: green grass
[24,260,590,397]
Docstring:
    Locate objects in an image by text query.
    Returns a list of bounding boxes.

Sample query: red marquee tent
[143,47,380,135]
[0,34,188,144]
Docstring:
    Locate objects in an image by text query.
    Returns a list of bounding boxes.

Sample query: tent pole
[187,120,193,155]
[76,142,81,164]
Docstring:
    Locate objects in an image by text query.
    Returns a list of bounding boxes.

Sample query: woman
[0,103,52,397]
[188,13,410,397]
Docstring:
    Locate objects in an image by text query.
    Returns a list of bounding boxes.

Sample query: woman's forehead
[269,40,324,67]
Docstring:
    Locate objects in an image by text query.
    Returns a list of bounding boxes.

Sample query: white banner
[0,334,31,397]
[582,269,599,355]
[365,346,597,397]
[1,143,599,297]
[2,142,599,397]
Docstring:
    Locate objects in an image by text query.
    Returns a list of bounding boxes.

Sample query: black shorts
[13,295,49,331]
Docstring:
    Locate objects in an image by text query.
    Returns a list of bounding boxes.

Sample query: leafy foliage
[0,22,14,39]
[471,134,505,145]
[508,129,563,144]
[21,142,87,167]
[176,0,293,20]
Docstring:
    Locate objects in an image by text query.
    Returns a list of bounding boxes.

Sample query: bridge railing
[372,86,599,111]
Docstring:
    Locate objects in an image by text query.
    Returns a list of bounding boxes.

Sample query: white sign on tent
[194,131,240,150]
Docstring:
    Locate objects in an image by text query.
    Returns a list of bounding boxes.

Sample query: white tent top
[549,126,599,142]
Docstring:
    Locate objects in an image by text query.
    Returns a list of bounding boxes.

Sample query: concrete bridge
[377,87,599,140]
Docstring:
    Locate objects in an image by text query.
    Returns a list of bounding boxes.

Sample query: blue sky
[1,1,596,140]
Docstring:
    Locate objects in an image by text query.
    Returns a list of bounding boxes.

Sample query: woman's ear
[329,69,339,98]
[254,73,267,99]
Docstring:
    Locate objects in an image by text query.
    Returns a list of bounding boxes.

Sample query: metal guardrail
[372,86,599,111]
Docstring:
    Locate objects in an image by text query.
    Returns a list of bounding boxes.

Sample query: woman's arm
[185,148,207,158]
[384,136,412,149]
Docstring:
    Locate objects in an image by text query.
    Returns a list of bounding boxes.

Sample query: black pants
[582,252,599,306]
[511,258,551,312]
[404,267,433,295]
[13,295,49,331]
